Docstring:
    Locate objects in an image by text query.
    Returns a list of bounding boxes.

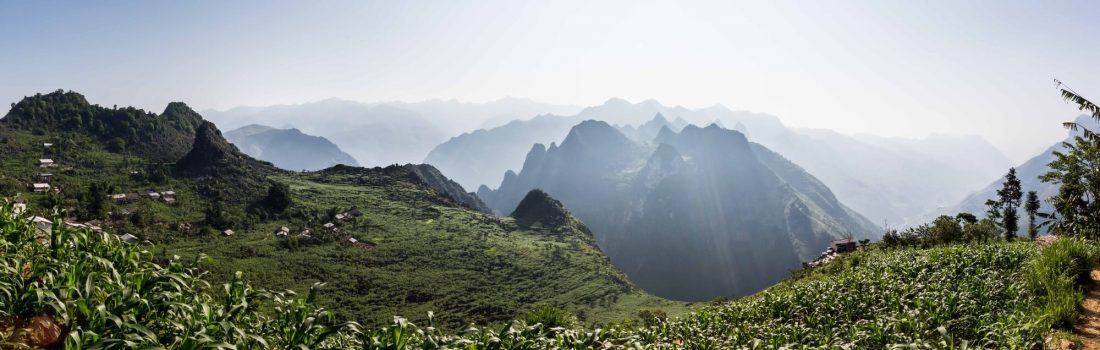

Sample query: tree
[955,212,978,225]
[262,182,292,213]
[79,182,110,220]
[1025,191,1040,239]
[984,199,1002,227]
[996,168,1022,240]
[928,215,964,245]
[1040,81,1100,238]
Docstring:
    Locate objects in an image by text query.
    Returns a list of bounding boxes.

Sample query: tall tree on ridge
[1024,191,1040,239]
[996,168,1022,240]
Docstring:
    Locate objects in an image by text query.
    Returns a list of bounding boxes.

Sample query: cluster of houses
[808,238,859,268]
[109,190,177,205]
[31,144,57,193]
[267,208,368,245]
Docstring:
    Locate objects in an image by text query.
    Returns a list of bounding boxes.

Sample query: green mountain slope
[0,91,683,328]
[479,121,879,300]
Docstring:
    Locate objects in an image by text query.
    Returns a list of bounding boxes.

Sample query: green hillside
[161,167,684,327]
[0,91,684,330]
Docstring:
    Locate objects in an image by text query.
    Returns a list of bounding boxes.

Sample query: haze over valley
[3,1,1100,348]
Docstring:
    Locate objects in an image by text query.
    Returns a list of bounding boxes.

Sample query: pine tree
[996,168,1022,240]
[1024,191,1040,239]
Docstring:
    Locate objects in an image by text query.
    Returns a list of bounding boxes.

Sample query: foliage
[520,305,577,331]
[262,181,293,213]
[881,213,998,248]
[1021,237,1099,328]
[0,202,353,348]
[1042,82,1100,238]
[5,203,1093,348]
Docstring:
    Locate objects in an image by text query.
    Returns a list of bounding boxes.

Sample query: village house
[163,197,176,205]
[222,229,235,236]
[30,216,52,235]
[38,159,55,167]
[42,143,53,148]
[161,191,175,197]
[118,234,139,244]
[830,239,858,253]
[275,226,290,236]
[31,183,51,192]
[109,194,127,202]
[335,213,347,221]
[147,191,161,200]
[348,237,358,244]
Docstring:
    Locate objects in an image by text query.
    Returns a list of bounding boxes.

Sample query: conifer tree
[1025,191,1040,239]
[996,168,1022,240]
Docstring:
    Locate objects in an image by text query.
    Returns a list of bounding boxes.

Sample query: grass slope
[162,168,685,327]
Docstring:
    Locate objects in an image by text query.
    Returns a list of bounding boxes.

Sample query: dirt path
[1075,270,1100,349]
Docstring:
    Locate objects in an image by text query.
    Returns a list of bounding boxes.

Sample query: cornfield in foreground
[1,202,1095,349]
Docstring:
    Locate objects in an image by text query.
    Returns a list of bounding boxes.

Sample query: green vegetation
[5,203,1097,348]
[4,90,203,162]
[1040,82,1100,237]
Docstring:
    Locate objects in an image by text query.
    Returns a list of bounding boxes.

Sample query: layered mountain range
[428,99,1012,227]
[202,98,579,167]
[224,124,359,171]
[478,120,878,300]
[936,115,1099,221]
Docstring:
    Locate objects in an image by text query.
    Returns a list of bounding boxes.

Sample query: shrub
[520,305,576,330]
[1023,237,1099,328]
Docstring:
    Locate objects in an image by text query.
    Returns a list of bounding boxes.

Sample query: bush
[521,305,576,330]
[1023,237,1099,328]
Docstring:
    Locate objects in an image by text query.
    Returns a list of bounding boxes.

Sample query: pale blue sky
[2,0,1097,161]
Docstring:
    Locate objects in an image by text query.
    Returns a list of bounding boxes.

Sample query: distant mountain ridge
[224,124,359,171]
[478,120,878,300]
[427,98,1012,227]
[203,98,580,167]
[937,115,1099,222]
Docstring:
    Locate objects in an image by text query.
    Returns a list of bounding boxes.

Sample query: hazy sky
[2,0,1098,162]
